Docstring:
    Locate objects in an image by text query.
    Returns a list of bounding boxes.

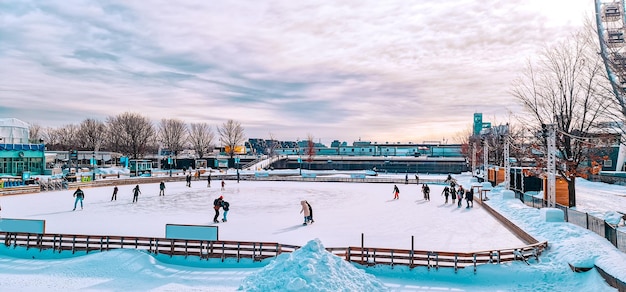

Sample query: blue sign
[120,156,129,168]
[165,224,218,241]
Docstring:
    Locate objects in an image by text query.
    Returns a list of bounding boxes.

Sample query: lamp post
[297,141,302,175]
[92,152,96,181]
[169,155,172,177]
[236,156,240,183]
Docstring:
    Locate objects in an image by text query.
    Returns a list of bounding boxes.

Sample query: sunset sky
[0,0,593,145]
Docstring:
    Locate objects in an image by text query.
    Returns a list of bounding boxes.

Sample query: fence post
[473,254,477,273]
[410,235,414,268]
[361,233,364,264]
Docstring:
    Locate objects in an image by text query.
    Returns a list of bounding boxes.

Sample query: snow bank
[239,239,387,292]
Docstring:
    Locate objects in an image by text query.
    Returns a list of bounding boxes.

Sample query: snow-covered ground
[0,172,624,291]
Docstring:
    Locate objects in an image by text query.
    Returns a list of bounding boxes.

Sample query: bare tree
[511,29,611,207]
[188,122,215,159]
[218,120,245,159]
[28,123,43,144]
[56,124,80,151]
[77,118,107,151]
[305,133,316,169]
[267,132,279,157]
[41,127,63,150]
[158,118,187,158]
[106,112,155,159]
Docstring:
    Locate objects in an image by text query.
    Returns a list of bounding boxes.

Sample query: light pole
[236,156,240,183]
[92,152,96,181]
[169,155,172,177]
[297,141,302,175]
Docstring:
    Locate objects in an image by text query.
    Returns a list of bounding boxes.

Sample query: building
[0,118,46,176]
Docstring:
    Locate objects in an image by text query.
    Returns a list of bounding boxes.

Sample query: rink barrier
[0,231,547,272]
[3,175,448,196]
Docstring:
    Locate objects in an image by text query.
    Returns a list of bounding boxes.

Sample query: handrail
[0,231,547,271]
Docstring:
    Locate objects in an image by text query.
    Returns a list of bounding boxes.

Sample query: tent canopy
[0,118,30,144]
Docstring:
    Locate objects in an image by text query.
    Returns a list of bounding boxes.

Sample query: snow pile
[239,239,387,292]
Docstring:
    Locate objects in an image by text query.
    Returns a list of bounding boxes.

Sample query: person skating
[457,185,465,207]
[300,200,311,225]
[422,184,430,201]
[392,185,400,200]
[111,185,118,201]
[207,173,211,188]
[73,187,85,211]
[442,186,450,204]
[213,196,223,223]
[466,188,474,208]
[221,179,225,191]
[159,181,165,196]
[305,200,314,224]
[186,174,191,187]
[132,185,141,203]
[221,200,230,222]
[450,186,457,205]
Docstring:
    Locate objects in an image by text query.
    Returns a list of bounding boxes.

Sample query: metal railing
[518,192,626,253]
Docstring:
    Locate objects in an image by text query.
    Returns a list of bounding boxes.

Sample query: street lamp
[92,152,96,181]
[236,156,240,183]
[169,155,172,177]
[296,141,302,175]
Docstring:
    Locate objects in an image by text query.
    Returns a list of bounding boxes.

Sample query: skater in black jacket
[159,181,165,196]
[457,185,465,207]
[422,184,430,201]
[132,185,141,203]
[213,196,223,223]
[73,187,85,210]
[442,186,450,204]
[111,185,118,201]
[466,189,474,208]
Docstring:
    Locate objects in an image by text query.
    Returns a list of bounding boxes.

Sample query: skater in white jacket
[300,200,311,225]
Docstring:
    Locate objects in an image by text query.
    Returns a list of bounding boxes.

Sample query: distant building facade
[0,118,46,176]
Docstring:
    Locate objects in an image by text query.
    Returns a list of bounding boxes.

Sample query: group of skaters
[440,184,474,208]
[391,174,475,208]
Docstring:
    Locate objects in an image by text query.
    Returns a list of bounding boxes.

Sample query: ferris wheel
[595,1,626,96]
[595,0,626,171]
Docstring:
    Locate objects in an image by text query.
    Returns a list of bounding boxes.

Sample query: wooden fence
[0,231,547,272]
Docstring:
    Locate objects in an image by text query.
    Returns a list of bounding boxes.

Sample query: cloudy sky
[0,0,593,145]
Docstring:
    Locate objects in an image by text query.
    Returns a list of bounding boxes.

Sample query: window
[604,159,612,167]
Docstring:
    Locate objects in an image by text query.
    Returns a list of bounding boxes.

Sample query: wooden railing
[346,241,548,272]
[0,231,547,271]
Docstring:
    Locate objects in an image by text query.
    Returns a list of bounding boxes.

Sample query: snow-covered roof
[0,118,30,144]
[0,118,30,129]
